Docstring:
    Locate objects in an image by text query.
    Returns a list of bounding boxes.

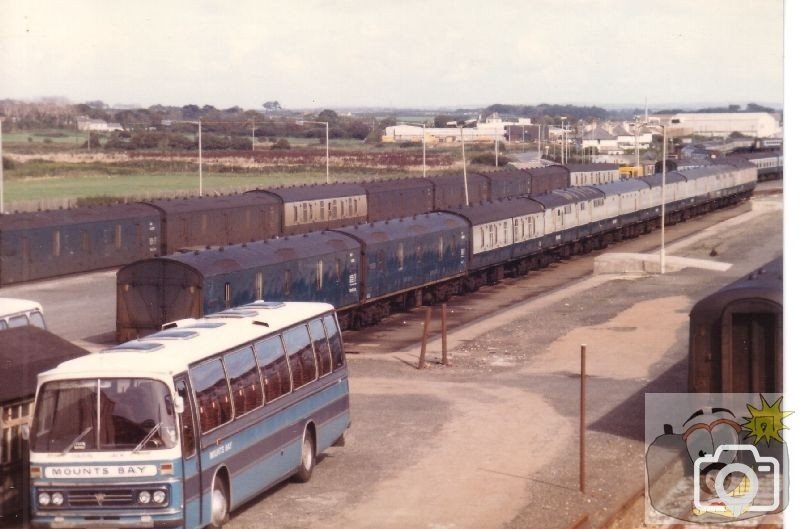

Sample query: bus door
[175,378,203,529]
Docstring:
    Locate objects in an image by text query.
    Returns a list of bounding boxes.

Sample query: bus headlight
[138,491,151,504]
[51,492,65,506]
[38,492,51,506]
[152,490,167,504]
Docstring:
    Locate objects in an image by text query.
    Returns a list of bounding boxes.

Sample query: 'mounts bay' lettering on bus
[44,465,158,478]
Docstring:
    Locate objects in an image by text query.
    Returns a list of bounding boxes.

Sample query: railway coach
[688,257,782,393]
[0,204,160,286]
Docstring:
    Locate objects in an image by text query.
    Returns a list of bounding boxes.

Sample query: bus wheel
[210,477,229,528]
[294,428,316,483]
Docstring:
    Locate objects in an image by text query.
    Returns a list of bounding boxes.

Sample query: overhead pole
[198,120,203,196]
[461,125,469,206]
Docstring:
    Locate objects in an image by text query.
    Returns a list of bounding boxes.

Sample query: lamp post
[396,121,427,178]
[461,125,469,205]
[560,117,567,164]
[657,124,669,274]
[296,120,329,183]
[198,120,203,196]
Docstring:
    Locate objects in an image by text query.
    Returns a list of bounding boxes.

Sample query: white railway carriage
[29,302,349,529]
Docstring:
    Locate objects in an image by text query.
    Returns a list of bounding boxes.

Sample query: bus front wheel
[294,429,316,483]
[210,476,230,529]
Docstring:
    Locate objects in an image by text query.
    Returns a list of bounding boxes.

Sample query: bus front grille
[67,490,134,507]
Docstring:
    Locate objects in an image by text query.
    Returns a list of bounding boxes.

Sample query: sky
[0,0,787,110]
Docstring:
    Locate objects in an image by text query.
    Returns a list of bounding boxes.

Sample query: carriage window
[114,224,122,249]
[52,230,61,257]
[283,269,292,296]
[316,260,324,289]
[283,325,317,388]
[415,242,423,264]
[190,359,233,434]
[319,200,325,219]
[335,258,342,283]
[175,380,196,458]
[323,314,345,368]
[397,243,404,271]
[255,272,263,299]
[254,336,292,402]
[224,346,262,417]
[438,236,444,261]
[224,283,232,309]
[309,319,333,376]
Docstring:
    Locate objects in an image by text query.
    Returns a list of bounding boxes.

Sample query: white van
[0,298,46,331]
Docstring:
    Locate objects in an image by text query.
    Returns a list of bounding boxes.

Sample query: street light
[656,124,669,274]
[296,120,329,183]
[396,121,427,178]
[198,120,203,196]
[448,120,470,206]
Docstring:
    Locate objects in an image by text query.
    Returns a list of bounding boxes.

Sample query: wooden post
[441,303,449,366]
[417,307,432,369]
[580,343,587,493]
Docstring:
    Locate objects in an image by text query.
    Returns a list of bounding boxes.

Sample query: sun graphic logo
[742,395,792,446]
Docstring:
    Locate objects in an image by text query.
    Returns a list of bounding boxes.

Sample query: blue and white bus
[28,301,350,529]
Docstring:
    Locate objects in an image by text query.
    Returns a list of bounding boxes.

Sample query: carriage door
[175,378,202,529]
[721,301,783,392]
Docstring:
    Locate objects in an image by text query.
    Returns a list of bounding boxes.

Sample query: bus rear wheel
[210,477,230,529]
[294,429,316,483]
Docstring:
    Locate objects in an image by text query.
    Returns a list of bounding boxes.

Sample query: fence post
[417,307,432,369]
[441,303,449,366]
[580,343,587,493]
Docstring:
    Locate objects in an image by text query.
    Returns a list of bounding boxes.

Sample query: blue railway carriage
[332,213,468,326]
[590,179,653,230]
[115,232,360,341]
[732,152,783,181]
[29,302,349,529]
[0,204,160,286]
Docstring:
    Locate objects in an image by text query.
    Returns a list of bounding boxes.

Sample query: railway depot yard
[2,191,783,529]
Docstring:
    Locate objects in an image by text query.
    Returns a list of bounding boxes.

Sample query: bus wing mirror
[173,396,185,414]
[21,424,31,441]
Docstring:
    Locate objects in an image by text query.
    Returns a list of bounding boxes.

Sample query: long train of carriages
[117,160,758,341]
[0,165,574,286]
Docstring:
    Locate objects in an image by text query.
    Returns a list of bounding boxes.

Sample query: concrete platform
[593,252,731,274]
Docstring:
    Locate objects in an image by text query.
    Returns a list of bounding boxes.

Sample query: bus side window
[189,359,233,434]
[323,314,345,369]
[282,325,317,388]
[29,311,46,329]
[254,336,292,402]
[224,346,263,418]
[308,319,332,377]
[175,380,196,458]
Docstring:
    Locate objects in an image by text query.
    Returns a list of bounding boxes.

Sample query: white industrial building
[656,112,781,138]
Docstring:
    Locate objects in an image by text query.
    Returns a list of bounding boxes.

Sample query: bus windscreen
[31,379,178,452]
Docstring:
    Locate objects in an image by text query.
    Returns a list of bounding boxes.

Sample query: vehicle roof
[38,302,335,382]
[143,193,280,213]
[554,187,606,201]
[690,258,782,320]
[589,179,651,195]
[677,165,734,180]
[0,203,158,230]
[250,183,366,201]
[530,192,573,207]
[361,177,432,192]
[0,326,88,402]
[333,212,468,243]
[526,164,569,176]
[640,171,686,187]
[565,163,619,172]
[0,297,44,317]
[159,230,360,276]
[441,197,543,225]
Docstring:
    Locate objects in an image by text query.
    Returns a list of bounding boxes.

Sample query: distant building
[383,125,498,144]
[654,112,781,138]
[76,116,123,132]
